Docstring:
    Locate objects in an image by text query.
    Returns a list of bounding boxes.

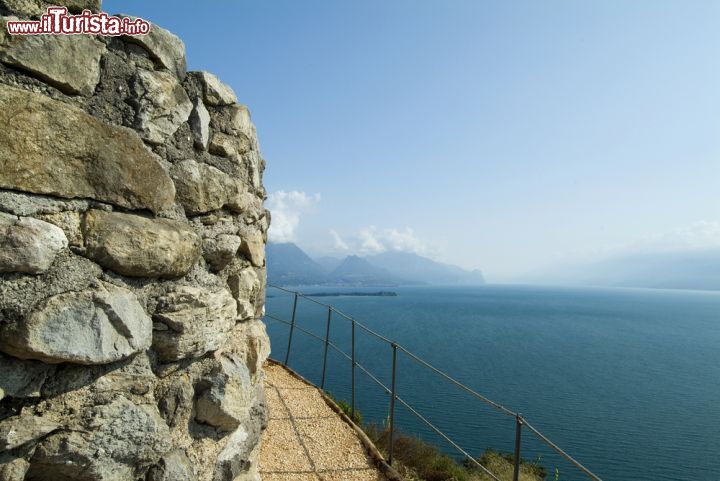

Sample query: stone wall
[0,2,271,480]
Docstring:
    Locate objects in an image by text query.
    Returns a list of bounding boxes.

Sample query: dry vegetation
[363,422,547,481]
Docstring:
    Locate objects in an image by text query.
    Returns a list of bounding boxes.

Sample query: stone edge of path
[266,358,405,481]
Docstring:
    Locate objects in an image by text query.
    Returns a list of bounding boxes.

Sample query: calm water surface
[264,285,720,481]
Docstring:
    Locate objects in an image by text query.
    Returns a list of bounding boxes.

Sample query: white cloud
[329,229,349,250]
[266,190,320,243]
[359,227,385,255]
[337,226,431,256]
[384,227,428,253]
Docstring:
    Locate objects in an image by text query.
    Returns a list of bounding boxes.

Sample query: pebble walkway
[260,362,388,481]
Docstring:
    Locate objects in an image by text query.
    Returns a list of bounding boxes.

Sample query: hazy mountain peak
[267,241,485,287]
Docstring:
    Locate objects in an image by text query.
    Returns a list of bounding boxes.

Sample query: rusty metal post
[513,414,523,481]
[321,306,332,389]
[388,342,398,465]
[283,293,298,366]
[351,319,356,419]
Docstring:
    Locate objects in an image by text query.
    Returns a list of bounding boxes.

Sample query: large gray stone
[0,212,67,274]
[170,159,242,215]
[0,85,175,213]
[147,449,196,481]
[123,20,186,79]
[0,282,152,364]
[82,210,201,278]
[0,353,53,400]
[37,211,83,247]
[243,150,264,191]
[227,268,260,319]
[0,190,90,217]
[209,132,248,160]
[189,98,210,150]
[211,396,266,481]
[0,18,105,95]
[132,69,192,145]
[0,415,59,451]
[193,71,237,106]
[195,355,253,431]
[228,320,270,377]
[210,104,254,139]
[226,190,261,217]
[238,229,264,267]
[203,234,242,272]
[28,397,172,481]
[152,286,237,362]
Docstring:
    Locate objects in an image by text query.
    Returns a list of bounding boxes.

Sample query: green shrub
[324,391,363,425]
[366,423,468,481]
[475,449,547,479]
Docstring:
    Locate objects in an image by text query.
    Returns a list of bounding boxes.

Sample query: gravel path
[260,363,388,481]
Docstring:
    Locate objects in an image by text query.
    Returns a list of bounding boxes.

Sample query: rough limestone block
[0,212,68,274]
[122,19,187,80]
[82,209,201,278]
[209,132,249,159]
[152,286,237,362]
[195,355,253,431]
[0,191,90,217]
[226,190,259,216]
[0,353,53,400]
[189,98,210,149]
[27,397,172,481]
[0,85,176,213]
[0,18,105,95]
[212,394,266,481]
[210,104,254,138]
[0,281,152,364]
[170,159,241,215]
[132,69,193,145]
[37,211,83,247]
[146,449,197,481]
[244,150,264,191]
[203,234,242,272]
[226,320,270,377]
[193,71,237,106]
[0,415,60,451]
[238,229,265,267]
[227,268,260,319]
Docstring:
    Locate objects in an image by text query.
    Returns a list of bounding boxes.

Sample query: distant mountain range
[535,249,720,291]
[266,242,485,287]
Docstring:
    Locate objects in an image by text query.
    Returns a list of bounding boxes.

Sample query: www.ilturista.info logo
[6,7,151,36]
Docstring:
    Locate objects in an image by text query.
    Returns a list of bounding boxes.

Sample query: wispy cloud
[329,229,349,250]
[359,227,386,255]
[266,190,320,243]
[331,226,431,256]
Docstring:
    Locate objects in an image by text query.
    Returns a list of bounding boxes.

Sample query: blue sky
[107,0,720,281]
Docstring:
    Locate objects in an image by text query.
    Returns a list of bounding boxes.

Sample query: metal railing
[264,284,603,481]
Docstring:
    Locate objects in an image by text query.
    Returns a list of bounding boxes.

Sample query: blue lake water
[264,285,720,481]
